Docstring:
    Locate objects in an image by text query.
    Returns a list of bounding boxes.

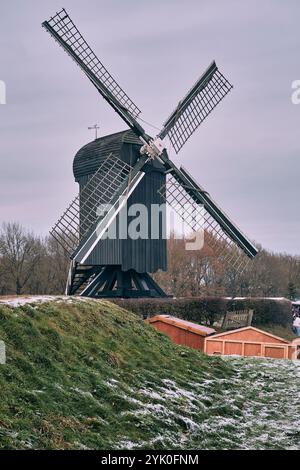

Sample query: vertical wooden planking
[73,130,167,273]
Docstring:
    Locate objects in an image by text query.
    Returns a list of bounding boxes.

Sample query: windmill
[43,8,258,298]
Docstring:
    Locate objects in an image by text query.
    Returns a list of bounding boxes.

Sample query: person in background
[293,315,300,336]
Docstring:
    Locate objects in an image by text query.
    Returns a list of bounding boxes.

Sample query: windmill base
[67,264,168,298]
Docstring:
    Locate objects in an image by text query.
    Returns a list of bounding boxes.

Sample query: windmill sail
[50,153,148,264]
[50,154,133,257]
[44,9,258,297]
[159,162,257,271]
[42,9,145,138]
[159,62,232,153]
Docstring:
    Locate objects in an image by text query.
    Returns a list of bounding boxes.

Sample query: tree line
[154,235,300,299]
[0,222,68,296]
[0,222,299,299]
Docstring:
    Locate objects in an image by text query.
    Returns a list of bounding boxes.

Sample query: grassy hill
[0,298,299,450]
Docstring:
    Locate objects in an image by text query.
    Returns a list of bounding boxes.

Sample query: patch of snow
[293,360,300,378]
[117,357,300,450]
[73,441,91,450]
[117,440,137,450]
[0,295,105,308]
[105,379,119,388]
[70,387,94,399]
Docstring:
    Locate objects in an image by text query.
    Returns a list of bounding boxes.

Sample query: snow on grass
[111,357,300,450]
[0,295,66,307]
[0,295,103,308]
[1,297,298,450]
[105,379,119,389]
[293,360,300,377]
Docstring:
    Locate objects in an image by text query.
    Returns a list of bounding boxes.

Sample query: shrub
[113,297,292,327]
[226,298,292,327]
[113,297,227,326]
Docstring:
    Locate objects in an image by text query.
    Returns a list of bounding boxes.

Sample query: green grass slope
[0,299,299,450]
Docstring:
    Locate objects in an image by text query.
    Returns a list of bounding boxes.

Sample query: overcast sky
[0,0,299,255]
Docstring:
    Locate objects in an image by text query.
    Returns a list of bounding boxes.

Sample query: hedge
[112,297,292,327]
[226,298,292,327]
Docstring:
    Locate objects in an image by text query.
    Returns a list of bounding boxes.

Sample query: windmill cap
[73,130,142,180]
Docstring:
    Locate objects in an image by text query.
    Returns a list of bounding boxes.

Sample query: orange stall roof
[206,326,291,343]
[147,315,216,337]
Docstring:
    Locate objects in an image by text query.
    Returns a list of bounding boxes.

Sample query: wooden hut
[204,326,296,359]
[147,315,215,351]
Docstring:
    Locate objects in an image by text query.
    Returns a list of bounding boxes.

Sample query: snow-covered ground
[113,357,300,450]
[0,296,299,449]
[0,295,101,308]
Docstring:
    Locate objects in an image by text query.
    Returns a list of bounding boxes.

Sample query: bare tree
[0,222,42,295]
[45,236,69,294]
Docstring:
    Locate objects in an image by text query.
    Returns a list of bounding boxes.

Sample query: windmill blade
[42,9,146,139]
[50,153,149,266]
[50,153,146,259]
[159,61,233,153]
[159,161,257,270]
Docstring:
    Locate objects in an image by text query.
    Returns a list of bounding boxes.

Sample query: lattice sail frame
[160,64,233,153]
[160,175,251,273]
[50,154,132,257]
[43,8,141,118]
